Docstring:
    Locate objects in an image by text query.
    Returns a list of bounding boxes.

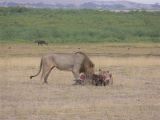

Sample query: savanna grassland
[0,7,160,120]
[0,43,160,120]
[0,7,160,43]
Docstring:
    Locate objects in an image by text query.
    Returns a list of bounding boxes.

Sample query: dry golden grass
[0,43,160,57]
[0,43,160,120]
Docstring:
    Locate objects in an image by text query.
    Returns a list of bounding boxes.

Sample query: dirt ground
[0,43,160,120]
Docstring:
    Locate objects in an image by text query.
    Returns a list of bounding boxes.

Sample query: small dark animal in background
[8,46,11,49]
[34,40,48,46]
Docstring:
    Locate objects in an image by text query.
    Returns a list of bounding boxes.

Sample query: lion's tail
[30,59,42,79]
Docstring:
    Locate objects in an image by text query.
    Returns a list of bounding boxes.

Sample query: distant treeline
[0,7,160,43]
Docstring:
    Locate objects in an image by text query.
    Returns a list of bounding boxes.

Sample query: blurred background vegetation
[0,7,159,43]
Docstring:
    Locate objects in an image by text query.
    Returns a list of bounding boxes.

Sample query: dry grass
[0,43,160,120]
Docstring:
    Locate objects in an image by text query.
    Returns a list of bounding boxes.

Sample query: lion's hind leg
[41,62,55,84]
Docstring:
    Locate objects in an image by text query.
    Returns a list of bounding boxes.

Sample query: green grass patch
[0,7,160,43]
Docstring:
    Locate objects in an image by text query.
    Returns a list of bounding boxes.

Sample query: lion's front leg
[72,64,81,80]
